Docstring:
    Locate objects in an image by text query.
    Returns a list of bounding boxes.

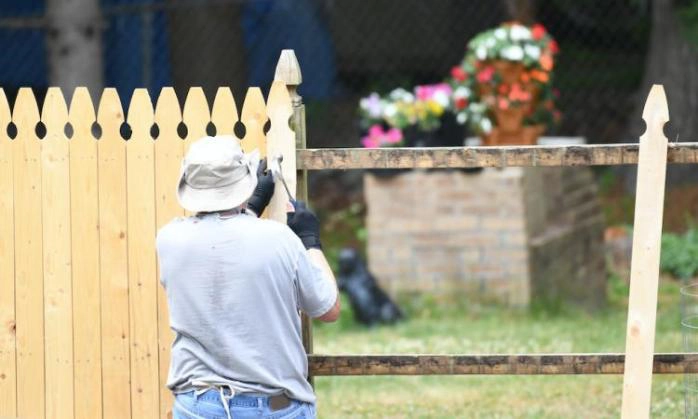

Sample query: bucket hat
[177,135,260,213]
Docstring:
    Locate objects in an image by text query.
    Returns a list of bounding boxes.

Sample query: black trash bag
[336,248,404,326]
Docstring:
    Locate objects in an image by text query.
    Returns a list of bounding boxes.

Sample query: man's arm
[307,248,340,322]
[288,201,340,323]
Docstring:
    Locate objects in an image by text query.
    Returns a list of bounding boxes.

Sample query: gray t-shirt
[156,212,336,403]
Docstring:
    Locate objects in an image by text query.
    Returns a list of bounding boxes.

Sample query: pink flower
[361,124,403,148]
[415,83,452,101]
[477,66,495,83]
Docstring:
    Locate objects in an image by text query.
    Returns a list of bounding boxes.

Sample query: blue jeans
[173,389,316,419]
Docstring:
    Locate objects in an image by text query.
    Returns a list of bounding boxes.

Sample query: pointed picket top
[211,87,238,137]
[265,80,295,223]
[155,87,182,139]
[182,87,210,144]
[68,88,97,141]
[42,88,69,141]
[274,49,302,87]
[97,88,125,141]
[126,89,154,141]
[240,87,268,155]
[641,84,669,140]
[13,88,40,137]
[0,89,11,135]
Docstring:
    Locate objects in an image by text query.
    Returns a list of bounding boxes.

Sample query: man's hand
[247,158,275,217]
[287,201,322,249]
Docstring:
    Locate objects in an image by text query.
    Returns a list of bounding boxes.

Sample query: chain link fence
[0,0,650,147]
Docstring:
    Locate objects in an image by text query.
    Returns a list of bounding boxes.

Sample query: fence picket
[97,88,131,418]
[154,87,182,418]
[265,81,295,223]
[12,87,44,419]
[0,88,15,418]
[41,88,74,419]
[69,87,102,419]
[241,87,268,156]
[211,87,238,137]
[182,87,210,148]
[126,89,160,419]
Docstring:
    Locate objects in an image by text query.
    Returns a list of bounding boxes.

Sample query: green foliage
[661,227,698,279]
[678,0,698,47]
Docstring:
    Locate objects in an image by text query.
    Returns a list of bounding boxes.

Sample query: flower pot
[493,106,526,132]
[480,124,545,146]
[491,60,525,84]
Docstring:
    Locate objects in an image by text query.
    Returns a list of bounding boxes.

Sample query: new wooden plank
[621,85,670,418]
[211,87,238,137]
[240,87,267,155]
[41,87,74,419]
[97,88,131,418]
[154,87,183,418]
[12,87,44,419]
[307,353,698,375]
[265,81,295,223]
[69,87,102,419]
[126,89,159,418]
[0,88,16,418]
[295,143,698,170]
[182,87,210,149]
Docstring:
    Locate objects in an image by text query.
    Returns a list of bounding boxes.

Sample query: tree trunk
[46,0,103,100]
[625,0,698,188]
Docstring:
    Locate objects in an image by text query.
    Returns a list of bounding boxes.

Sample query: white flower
[494,28,507,40]
[389,88,409,101]
[454,86,471,99]
[485,37,496,48]
[476,46,488,60]
[383,103,398,119]
[432,91,450,107]
[456,112,468,124]
[402,92,415,103]
[509,24,531,41]
[524,45,541,60]
[480,117,493,133]
[501,45,524,61]
[469,103,486,114]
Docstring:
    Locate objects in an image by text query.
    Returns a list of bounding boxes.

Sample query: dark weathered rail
[308,353,698,375]
[296,143,698,170]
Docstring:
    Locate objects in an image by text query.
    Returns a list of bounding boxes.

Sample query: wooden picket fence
[2,47,698,419]
[0,80,296,419]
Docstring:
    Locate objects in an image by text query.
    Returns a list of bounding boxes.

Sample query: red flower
[532,24,547,40]
[455,98,468,110]
[549,40,560,54]
[498,98,510,110]
[450,66,467,82]
[477,66,495,83]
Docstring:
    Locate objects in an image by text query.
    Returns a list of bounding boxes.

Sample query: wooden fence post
[275,50,314,378]
[620,85,670,418]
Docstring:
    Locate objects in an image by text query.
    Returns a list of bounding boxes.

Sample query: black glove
[287,201,322,249]
[247,158,275,217]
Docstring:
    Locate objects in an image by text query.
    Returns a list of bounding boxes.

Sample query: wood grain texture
[97,88,131,418]
[265,81,295,223]
[296,143,698,170]
[0,88,16,418]
[240,87,267,155]
[69,87,103,419]
[621,85,670,419]
[211,87,238,137]
[154,87,183,418]
[41,87,74,419]
[126,89,160,419]
[182,87,210,149]
[12,88,45,419]
[308,353,698,375]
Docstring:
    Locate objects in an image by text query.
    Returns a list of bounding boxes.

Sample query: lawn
[312,276,687,418]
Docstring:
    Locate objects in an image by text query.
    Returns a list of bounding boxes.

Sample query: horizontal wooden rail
[308,353,698,375]
[296,143,698,170]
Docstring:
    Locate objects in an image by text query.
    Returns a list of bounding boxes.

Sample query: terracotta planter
[493,106,526,132]
[491,60,525,84]
[481,124,545,146]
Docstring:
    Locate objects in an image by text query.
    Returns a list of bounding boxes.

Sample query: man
[156,135,339,419]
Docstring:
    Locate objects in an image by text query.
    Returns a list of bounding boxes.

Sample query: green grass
[312,277,686,417]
